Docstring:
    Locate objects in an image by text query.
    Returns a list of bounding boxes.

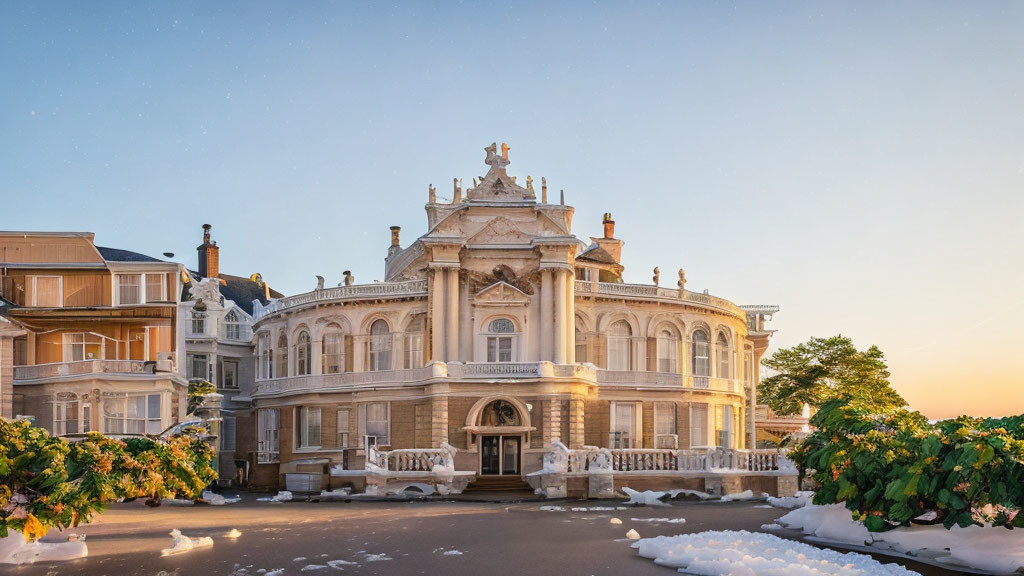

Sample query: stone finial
[390,226,401,247]
[428,184,436,204]
[653,267,660,286]
[541,177,548,203]
[316,275,325,290]
[472,177,478,189]
[677,269,686,296]
[526,175,534,193]
[453,177,462,203]
[501,142,510,160]
[560,189,565,205]
[342,270,354,286]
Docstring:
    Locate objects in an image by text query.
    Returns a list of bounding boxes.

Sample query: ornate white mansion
[240,144,782,495]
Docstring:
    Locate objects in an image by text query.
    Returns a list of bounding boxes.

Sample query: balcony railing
[14,359,165,381]
[573,280,748,319]
[253,280,428,321]
[545,442,785,474]
[366,443,456,473]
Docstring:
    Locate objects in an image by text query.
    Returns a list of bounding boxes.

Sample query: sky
[2,2,1022,419]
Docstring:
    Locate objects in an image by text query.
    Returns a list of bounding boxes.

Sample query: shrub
[0,418,216,541]
[791,398,1024,531]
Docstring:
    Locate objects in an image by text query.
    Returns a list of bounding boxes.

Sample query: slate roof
[182,271,284,316]
[96,246,164,263]
[576,242,619,266]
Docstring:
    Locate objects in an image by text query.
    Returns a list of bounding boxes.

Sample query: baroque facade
[243,145,778,488]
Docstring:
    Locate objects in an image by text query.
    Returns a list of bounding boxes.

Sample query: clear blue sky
[2,2,1023,418]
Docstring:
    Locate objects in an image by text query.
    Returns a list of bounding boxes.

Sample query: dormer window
[486,318,516,363]
[224,309,242,340]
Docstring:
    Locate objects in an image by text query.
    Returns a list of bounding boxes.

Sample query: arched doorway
[465,397,533,476]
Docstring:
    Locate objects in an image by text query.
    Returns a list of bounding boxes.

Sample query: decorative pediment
[465,142,536,203]
[467,216,534,246]
[473,281,530,306]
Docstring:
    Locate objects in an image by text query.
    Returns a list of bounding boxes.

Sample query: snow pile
[632,530,919,575]
[622,487,669,507]
[226,529,242,538]
[0,534,88,565]
[609,518,623,525]
[202,491,241,505]
[719,490,755,502]
[631,517,686,524]
[626,529,641,540]
[160,529,213,556]
[539,505,565,511]
[442,550,463,556]
[666,488,713,500]
[362,553,392,562]
[767,490,814,510]
[761,523,782,530]
[319,488,351,500]
[779,503,1024,574]
[301,564,327,571]
[163,498,195,506]
[327,559,358,569]
[571,506,617,511]
[257,491,293,502]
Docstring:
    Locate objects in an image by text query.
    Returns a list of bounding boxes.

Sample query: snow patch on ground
[301,564,327,571]
[0,534,88,565]
[719,489,755,502]
[626,529,641,540]
[257,491,293,502]
[202,491,241,505]
[622,487,669,507]
[631,517,686,524]
[632,530,919,575]
[160,529,213,556]
[609,518,623,525]
[362,553,392,562]
[326,559,358,569]
[163,498,195,506]
[779,502,1024,575]
[761,523,783,530]
[442,550,463,556]
[539,505,565,511]
[226,529,242,538]
[666,488,714,500]
[767,490,814,510]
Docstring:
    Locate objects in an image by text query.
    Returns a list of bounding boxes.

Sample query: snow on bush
[632,530,919,576]
[622,487,669,507]
[160,529,213,556]
[779,502,1024,574]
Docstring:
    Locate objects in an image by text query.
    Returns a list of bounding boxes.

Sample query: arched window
[486,318,515,363]
[717,332,731,379]
[224,309,242,341]
[692,330,710,387]
[404,316,424,368]
[322,326,345,374]
[276,333,289,376]
[368,319,392,371]
[295,330,311,376]
[607,320,632,371]
[656,327,678,373]
[258,332,272,379]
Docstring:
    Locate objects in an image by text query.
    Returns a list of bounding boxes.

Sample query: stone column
[553,269,566,364]
[565,269,576,363]
[430,268,444,361]
[568,394,585,449]
[540,269,553,361]
[312,338,323,375]
[431,396,449,447]
[446,268,459,362]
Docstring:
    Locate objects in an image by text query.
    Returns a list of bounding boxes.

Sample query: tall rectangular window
[359,402,390,446]
[221,415,236,451]
[716,405,734,448]
[690,403,708,447]
[54,400,79,436]
[337,410,350,448]
[486,336,513,362]
[654,402,677,448]
[220,360,238,389]
[191,312,206,335]
[257,408,280,463]
[31,276,62,307]
[296,406,321,449]
[610,401,638,448]
[187,353,209,380]
[117,274,142,305]
[323,332,344,374]
[144,273,165,302]
[258,333,272,378]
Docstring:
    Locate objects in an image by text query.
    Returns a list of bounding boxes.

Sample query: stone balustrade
[547,444,785,474]
[366,442,456,473]
[253,279,429,321]
[14,359,156,381]
[574,280,748,320]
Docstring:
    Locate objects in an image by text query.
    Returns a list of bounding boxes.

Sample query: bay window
[103,394,162,435]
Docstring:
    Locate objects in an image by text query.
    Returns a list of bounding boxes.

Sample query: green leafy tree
[759,335,906,416]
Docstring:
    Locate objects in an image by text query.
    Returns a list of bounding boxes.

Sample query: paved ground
[13,496,973,576]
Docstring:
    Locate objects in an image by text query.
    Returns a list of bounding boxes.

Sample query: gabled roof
[576,242,619,266]
[96,246,165,263]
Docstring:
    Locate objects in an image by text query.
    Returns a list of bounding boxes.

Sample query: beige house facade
[243,144,779,490]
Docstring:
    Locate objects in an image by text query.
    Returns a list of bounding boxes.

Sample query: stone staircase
[463,476,533,493]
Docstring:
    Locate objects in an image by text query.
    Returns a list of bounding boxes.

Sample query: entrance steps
[463,476,533,493]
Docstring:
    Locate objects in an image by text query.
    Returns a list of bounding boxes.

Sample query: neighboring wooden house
[0,231,187,435]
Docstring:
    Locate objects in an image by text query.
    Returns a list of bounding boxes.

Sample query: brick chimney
[602,212,615,239]
[197,224,220,278]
